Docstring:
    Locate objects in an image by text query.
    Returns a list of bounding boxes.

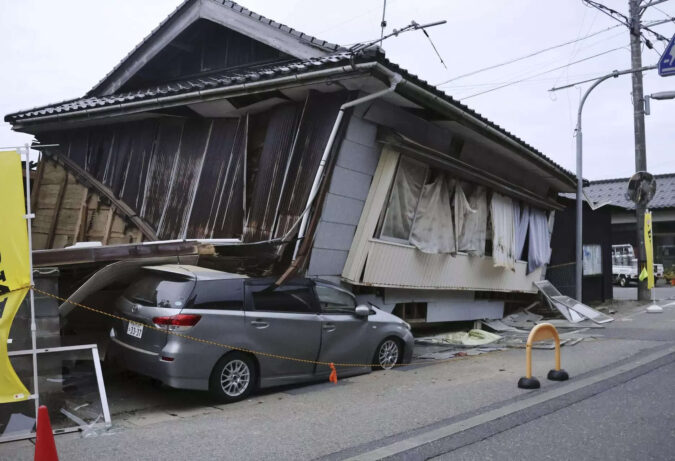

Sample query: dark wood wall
[549,198,613,303]
[37,91,347,245]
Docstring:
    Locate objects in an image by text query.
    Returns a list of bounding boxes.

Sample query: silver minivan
[108,265,414,402]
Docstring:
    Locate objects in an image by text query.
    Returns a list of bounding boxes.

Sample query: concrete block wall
[307,113,380,282]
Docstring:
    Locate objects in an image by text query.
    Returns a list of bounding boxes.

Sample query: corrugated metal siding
[273,90,348,238]
[38,90,347,245]
[244,103,302,241]
[360,239,543,292]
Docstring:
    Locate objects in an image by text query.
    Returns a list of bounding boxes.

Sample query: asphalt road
[612,284,675,300]
[1,300,674,460]
[433,359,675,461]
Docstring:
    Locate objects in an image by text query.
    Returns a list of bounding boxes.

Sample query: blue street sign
[658,34,675,77]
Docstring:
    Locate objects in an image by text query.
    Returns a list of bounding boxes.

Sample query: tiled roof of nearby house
[4,51,575,184]
[564,173,675,209]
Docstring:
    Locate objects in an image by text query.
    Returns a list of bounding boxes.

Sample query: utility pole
[628,0,650,301]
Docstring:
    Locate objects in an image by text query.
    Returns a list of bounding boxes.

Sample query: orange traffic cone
[329,363,338,384]
[35,405,58,461]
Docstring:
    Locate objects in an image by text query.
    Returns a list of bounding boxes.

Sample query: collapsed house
[5,0,577,329]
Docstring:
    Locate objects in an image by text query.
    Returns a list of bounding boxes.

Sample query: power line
[459,47,625,100]
[435,24,622,86]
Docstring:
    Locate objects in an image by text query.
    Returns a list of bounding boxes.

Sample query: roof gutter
[8,63,380,130]
[10,59,572,185]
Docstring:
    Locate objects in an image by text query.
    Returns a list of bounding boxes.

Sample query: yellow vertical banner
[0,150,31,403]
[644,210,655,290]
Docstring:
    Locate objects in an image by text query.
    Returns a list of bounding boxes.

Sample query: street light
[550,65,656,302]
[645,91,675,115]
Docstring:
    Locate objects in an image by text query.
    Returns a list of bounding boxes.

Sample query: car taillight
[152,314,201,329]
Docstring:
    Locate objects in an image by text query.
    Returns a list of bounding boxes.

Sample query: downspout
[291,72,403,260]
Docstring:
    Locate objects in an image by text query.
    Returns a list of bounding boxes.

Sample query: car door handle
[250,320,269,329]
[323,323,336,332]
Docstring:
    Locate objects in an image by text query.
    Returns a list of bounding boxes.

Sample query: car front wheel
[209,352,257,403]
[373,338,401,370]
[619,276,628,287]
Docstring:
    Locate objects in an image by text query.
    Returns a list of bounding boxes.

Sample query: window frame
[243,279,320,314]
[314,284,357,314]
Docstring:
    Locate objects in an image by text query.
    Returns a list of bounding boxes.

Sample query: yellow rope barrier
[33,287,481,369]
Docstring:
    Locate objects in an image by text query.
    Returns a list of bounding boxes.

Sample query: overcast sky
[1,0,673,180]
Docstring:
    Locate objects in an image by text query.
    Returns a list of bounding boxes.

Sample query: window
[379,156,428,242]
[583,244,602,276]
[246,283,317,313]
[392,302,427,322]
[124,272,195,308]
[315,285,356,314]
[191,279,244,310]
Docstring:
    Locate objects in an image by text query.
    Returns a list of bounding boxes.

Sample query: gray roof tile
[562,173,675,209]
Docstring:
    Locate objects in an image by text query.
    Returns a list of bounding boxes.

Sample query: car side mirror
[354,305,370,317]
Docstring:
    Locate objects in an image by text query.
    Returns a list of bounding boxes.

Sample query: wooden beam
[71,187,89,243]
[44,152,159,241]
[46,172,69,249]
[102,206,116,245]
[31,158,45,211]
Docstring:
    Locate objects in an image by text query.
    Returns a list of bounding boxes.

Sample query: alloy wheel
[220,359,251,397]
[378,339,399,370]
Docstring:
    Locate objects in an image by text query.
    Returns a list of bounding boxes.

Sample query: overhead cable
[436,24,622,86]
[459,47,625,100]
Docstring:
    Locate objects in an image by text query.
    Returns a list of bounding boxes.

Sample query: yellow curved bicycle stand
[518,323,569,389]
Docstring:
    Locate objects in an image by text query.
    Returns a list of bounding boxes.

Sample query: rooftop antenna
[380,0,388,41]
[350,19,447,55]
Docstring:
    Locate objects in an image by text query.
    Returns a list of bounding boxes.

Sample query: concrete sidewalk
[1,300,674,460]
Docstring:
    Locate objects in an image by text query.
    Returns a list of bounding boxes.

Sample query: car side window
[315,285,356,314]
[246,283,318,313]
[191,279,244,310]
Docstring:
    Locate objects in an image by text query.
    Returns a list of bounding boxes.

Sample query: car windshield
[124,272,195,308]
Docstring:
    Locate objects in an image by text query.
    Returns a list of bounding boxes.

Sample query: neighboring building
[548,197,613,304]
[582,174,675,278]
[5,0,577,324]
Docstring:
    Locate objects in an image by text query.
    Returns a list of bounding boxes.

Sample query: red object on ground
[329,363,338,384]
[35,405,58,461]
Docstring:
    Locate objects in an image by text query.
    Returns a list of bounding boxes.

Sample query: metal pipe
[292,72,403,259]
[22,144,40,416]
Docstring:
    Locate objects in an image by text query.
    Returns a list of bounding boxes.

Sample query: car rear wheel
[373,338,401,371]
[209,352,257,403]
[619,276,628,287]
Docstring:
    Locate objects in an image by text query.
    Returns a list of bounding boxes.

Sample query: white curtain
[380,157,426,241]
[513,201,530,260]
[490,193,516,270]
[410,174,456,254]
[528,208,552,273]
[453,183,476,251]
[457,185,487,255]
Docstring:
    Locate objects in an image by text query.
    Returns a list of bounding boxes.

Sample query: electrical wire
[458,47,626,100]
[435,24,622,86]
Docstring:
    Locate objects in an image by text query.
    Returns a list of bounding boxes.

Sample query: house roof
[4,1,576,187]
[562,173,675,210]
[87,0,341,97]
[584,173,675,210]
[4,52,575,185]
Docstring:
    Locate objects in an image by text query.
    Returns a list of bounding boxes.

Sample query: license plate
[126,322,143,338]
